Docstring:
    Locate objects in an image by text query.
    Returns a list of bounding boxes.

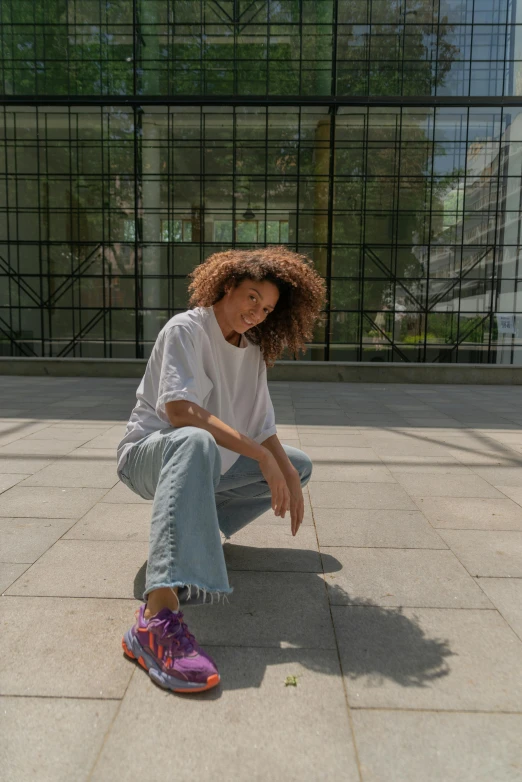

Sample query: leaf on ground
[284,675,299,687]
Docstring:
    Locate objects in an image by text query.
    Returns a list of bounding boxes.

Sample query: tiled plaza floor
[1,376,522,781]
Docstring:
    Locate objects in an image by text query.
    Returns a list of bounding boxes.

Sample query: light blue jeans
[118,426,313,601]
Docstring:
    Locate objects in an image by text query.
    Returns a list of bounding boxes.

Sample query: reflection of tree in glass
[336,0,458,97]
[333,1,460,349]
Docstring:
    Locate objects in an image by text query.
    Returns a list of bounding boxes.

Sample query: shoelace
[147,611,196,653]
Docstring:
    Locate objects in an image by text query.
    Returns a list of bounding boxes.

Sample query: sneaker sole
[122,631,220,694]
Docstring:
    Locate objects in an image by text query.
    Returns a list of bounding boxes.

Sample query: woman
[116,247,325,694]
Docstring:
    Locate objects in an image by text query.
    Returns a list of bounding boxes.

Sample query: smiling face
[220,277,280,335]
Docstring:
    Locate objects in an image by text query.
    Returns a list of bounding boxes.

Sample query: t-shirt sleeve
[155,325,203,424]
[250,361,278,444]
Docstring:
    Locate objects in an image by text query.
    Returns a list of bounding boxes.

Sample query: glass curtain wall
[1,0,521,363]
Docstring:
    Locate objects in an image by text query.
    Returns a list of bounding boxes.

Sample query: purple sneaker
[122,605,220,693]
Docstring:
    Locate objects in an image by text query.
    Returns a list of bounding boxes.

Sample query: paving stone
[0,455,54,474]
[23,426,112,443]
[313,508,446,549]
[297,425,363,434]
[0,486,107,518]
[0,696,118,782]
[324,548,491,608]
[84,425,135,449]
[91,648,357,782]
[478,578,522,641]
[332,605,522,711]
[20,455,119,488]
[101,482,152,504]
[438,530,522,578]
[0,596,136,697]
[310,462,394,483]
[6,539,148,598]
[301,446,378,464]
[0,473,30,493]
[186,572,336,649]
[309,482,417,510]
[299,433,370,447]
[498,485,522,507]
[0,439,85,456]
[447,447,521,466]
[64,502,151,541]
[352,711,522,782]
[415,496,522,530]
[469,466,522,487]
[394,473,505,498]
[223,525,321,572]
[380,455,473,474]
[0,517,75,562]
[0,563,30,593]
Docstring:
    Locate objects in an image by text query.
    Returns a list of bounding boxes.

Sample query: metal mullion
[200,0,204,96]
[13,97,22,348]
[298,0,303,96]
[233,0,237,96]
[167,108,172,315]
[100,106,107,357]
[325,105,336,361]
[3,106,13,354]
[232,106,236,247]
[134,104,143,358]
[32,0,38,95]
[105,110,113,356]
[263,106,268,245]
[7,96,522,108]
[468,0,475,97]
[294,105,301,254]
[359,109,369,361]
[433,0,440,96]
[132,0,137,97]
[266,0,270,96]
[100,0,105,100]
[399,3,406,97]
[392,109,402,361]
[45,107,54,355]
[36,108,45,357]
[488,107,504,363]
[456,107,471,363]
[424,107,436,362]
[367,0,372,96]
[200,106,204,259]
[68,107,78,357]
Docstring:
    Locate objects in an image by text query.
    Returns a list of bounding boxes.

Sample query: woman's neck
[212,303,241,346]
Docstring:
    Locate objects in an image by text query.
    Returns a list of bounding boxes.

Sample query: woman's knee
[163,426,221,475]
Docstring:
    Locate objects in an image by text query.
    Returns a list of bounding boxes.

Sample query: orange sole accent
[121,639,135,659]
[122,638,220,693]
[173,673,220,694]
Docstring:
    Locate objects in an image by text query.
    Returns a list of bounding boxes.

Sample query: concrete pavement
[1,377,522,781]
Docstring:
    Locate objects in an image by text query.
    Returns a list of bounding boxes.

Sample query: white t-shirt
[116,306,277,476]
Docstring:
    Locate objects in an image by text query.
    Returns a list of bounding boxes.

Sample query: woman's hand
[258,451,304,536]
[284,467,305,536]
[258,450,291,520]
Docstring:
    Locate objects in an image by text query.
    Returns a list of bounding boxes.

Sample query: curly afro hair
[187,247,325,366]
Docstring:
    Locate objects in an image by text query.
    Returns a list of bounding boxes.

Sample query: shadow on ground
[133,548,454,698]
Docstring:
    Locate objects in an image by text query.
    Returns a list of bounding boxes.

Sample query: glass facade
[1,0,522,363]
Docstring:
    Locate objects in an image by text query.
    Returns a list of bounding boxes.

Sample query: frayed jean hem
[143,579,234,605]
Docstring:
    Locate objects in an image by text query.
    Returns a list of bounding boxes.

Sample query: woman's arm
[258,433,298,479]
[165,400,292,519]
[166,399,267,462]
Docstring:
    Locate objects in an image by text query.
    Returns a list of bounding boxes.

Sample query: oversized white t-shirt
[116,306,277,476]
